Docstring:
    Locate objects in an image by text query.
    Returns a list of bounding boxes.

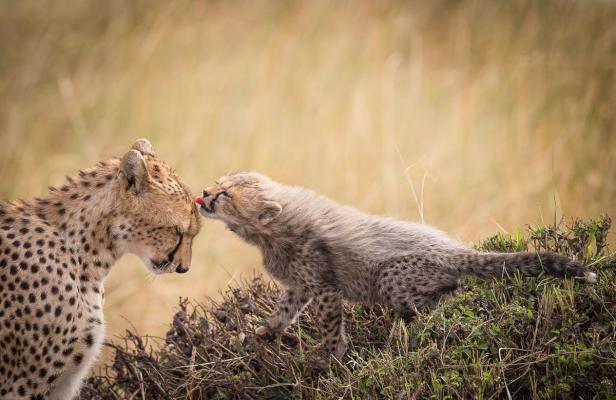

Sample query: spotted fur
[0,139,200,399]
[197,172,596,358]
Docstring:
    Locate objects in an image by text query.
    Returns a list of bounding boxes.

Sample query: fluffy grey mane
[262,178,467,264]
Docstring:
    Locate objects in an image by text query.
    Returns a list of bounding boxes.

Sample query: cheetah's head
[114,139,201,274]
[195,172,281,237]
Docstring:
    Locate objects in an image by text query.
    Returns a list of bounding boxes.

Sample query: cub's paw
[333,340,348,360]
[255,325,277,341]
[255,325,270,336]
[322,338,348,359]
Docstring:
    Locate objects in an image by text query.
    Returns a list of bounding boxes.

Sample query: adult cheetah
[0,139,200,399]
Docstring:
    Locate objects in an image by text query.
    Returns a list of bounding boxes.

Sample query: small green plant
[528,215,612,262]
[477,228,529,253]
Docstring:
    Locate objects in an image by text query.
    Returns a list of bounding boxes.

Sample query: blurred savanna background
[1,0,615,362]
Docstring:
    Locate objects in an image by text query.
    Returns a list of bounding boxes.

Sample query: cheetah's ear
[131,138,155,157]
[119,149,150,194]
[258,201,282,225]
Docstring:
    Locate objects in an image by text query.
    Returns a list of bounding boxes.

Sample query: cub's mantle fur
[196,172,596,357]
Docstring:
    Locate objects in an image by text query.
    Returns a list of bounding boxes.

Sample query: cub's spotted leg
[313,288,347,358]
[256,288,311,337]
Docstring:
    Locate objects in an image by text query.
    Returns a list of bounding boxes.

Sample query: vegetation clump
[84,217,615,399]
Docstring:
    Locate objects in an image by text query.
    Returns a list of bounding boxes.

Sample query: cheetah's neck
[33,160,123,284]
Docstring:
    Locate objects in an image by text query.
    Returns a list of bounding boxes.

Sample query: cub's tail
[457,251,597,283]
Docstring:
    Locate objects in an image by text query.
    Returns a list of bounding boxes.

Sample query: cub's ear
[258,201,282,225]
[131,138,155,156]
[119,149,150,194]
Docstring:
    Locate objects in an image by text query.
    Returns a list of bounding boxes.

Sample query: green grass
[84,216,616,399]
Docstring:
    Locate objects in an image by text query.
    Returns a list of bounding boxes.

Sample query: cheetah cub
[196,172,596,358]
[0,139,200,399]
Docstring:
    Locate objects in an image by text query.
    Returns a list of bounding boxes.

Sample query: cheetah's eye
[171,228,183,248]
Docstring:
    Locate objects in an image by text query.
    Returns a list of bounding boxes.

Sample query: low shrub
[84,217,615,399]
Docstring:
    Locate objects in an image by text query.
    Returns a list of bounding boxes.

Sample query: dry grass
[1,0,615,357]
[83,217,616,399]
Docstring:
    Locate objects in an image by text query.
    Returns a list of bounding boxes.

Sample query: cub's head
[114,139,201,274]
[195,172,281,237]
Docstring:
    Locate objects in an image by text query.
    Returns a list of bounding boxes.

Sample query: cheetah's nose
[175,265,189,273]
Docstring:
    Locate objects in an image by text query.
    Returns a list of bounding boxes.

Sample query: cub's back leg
[376,254,460,317]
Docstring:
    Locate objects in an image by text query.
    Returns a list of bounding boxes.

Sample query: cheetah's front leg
[313,289,347,358]
[256,288,311,337]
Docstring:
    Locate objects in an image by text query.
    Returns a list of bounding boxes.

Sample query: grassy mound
[84,217,615,399]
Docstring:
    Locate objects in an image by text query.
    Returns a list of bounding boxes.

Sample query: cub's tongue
[194,197,205,205]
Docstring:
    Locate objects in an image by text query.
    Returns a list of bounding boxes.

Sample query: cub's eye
[221,191,232,198]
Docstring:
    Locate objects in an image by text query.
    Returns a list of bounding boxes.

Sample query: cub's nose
[175,265,189,273]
